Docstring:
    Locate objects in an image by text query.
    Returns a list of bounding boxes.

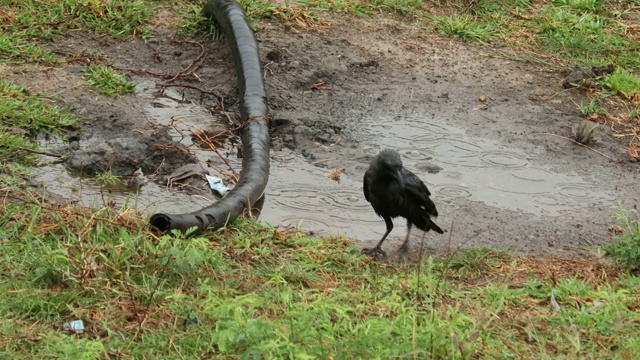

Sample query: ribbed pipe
[149,0,269,234]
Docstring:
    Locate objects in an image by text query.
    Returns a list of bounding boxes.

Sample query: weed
[606,205,640,271]
[83,64,136,97]
[576,98,607,116]
[95,171,120,186]
[601,67,640,96]
[471,0,532,14]
[432,14,496,44]
[177,0,211,36]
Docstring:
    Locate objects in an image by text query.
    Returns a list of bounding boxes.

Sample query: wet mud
[6,13,639,258]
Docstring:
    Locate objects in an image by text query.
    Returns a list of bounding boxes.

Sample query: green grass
[0,0,156,64]
[576,98,608,116]
[431,14,498,44]
[0,205,638,359]
[83,64,137,97]
[0,32,58,64]
[0,79,77,168]
[602,67,640,96]
[606,205,640,272]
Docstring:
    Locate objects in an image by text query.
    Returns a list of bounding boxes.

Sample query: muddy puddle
[264,113,615,241]
[31,81,615,243]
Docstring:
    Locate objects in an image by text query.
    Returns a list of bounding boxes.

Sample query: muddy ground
[4,11,639,259]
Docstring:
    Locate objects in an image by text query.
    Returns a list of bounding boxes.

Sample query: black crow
[362,149,444,258]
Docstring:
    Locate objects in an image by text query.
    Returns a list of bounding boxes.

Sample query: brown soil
[3,11,639,259]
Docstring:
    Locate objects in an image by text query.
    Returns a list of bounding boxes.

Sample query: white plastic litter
[206,175,233,196]
[63,320,85,333]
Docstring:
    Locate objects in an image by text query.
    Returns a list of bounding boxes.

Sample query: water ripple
[480,151,528,168]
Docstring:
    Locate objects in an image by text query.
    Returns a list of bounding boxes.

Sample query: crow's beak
[394,169,405,188]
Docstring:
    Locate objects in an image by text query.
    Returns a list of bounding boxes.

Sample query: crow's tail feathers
[412,211,445,234]
[426,217,444,234]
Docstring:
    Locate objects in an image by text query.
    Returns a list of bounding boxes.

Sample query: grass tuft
[602,67,640,96]
[606,204,640,272]
[576,97,608,116]
[447,246,511,274]
[432,14,497,44]
[82,64,137,97]
[0,79,77,168]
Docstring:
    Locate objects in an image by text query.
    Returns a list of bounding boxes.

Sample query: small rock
[416,162,443,174]
[289,61,301,68]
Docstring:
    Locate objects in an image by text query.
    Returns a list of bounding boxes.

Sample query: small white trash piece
[206,175,233,196]
[63,320,85,333]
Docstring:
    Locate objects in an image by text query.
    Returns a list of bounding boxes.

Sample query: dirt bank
[6,12,638,258]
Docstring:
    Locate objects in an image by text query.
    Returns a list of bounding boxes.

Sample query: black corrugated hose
[149,0,270,235]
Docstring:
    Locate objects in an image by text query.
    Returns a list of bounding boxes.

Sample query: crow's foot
[399,244,410,254]
[361,247,387,260]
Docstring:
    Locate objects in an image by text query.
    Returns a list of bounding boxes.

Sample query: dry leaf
[326,167,344,183]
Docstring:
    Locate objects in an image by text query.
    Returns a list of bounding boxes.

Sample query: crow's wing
[363,170,371,203]
[402,168,438,217]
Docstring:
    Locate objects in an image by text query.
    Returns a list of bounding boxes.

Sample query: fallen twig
[191,128,239,180]
[539,132,622,163]
[17,147,64,158]
[156,82,225,108]
[165,40,207,82]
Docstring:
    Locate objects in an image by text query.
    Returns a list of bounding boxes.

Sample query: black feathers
[362,149,443,258]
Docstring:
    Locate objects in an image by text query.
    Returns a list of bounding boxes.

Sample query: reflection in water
[31,88,615,241]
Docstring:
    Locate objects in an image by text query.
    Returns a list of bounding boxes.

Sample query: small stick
[311,158,335,165]
[165,40,206,82]
[17,147,64,158]
[156,82,224,106]
[191,129,238,179]
[539,132,621,163]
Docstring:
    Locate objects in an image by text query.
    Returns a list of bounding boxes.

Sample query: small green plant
[95,171,120,186]
[606,205,640,271]
[576,98,607,116]
[83,64,136,97]
[432,14,496,44]
[601,68,640,96]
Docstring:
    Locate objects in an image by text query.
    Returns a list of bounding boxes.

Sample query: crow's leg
[399,220,412,254]
[362,216,393,259]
